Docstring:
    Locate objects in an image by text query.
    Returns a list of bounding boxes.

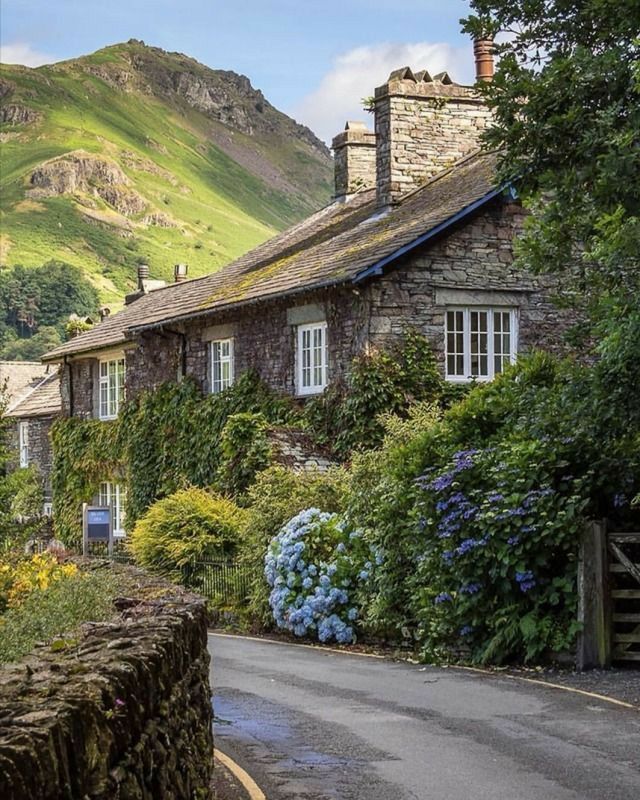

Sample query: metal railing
[181,560,250,605]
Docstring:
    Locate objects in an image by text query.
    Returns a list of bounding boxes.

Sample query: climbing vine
[51,372,295,545]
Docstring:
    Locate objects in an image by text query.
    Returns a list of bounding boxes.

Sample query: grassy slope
[0,43,332,305]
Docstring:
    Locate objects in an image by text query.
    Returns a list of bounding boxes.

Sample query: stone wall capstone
[0,566,213,800]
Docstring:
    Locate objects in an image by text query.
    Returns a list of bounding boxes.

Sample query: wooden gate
[608,530,640,663]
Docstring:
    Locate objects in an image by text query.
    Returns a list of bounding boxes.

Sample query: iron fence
[84,539,132,563]
[181,560,250,605]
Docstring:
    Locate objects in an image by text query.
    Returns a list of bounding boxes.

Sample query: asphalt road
[209,633,640,800]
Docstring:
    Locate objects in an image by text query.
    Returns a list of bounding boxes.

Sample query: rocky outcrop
[0,104,41,126]
[29,151,147,216]
[0,565,213,800]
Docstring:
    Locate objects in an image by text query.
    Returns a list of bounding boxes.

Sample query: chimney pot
[99,306,111,321]
[174,263,188,283]
[473,38,494,83]
[137,263,149,290]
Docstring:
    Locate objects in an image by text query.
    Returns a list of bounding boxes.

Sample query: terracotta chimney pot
[474,38,494,83]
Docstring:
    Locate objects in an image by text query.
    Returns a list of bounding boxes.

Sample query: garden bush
[127,487,248,576]
[264,508,376,643]
[0,552,78,613]
[0,566,120,663]
[304,329,448,459]
[239,465,349,625]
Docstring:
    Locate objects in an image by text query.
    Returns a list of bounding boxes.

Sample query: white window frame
[98,356,125,420]
[445,307,518,383]
[210,338,235,393]
[99,482,126,537]
[297,321,328,396]
[18,421,29,468]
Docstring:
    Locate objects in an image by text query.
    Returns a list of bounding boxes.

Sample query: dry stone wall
[0,568,213,800]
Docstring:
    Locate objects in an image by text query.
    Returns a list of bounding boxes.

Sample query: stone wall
[60,357,96,418]
[126,285,369,401]
[7,416,56,500]
[374,76,493,206]
[361,198,575,365]
[0,567,213,800]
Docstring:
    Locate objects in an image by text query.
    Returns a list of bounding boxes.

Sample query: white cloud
[0,42,56,68]
[292,41,475,145]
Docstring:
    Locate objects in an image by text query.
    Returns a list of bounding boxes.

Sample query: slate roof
[43,150,500,362]
[6,371,61,418]
[1,361,49,408]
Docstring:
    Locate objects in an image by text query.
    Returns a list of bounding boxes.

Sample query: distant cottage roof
[0,361,49,408]
[6,371,62,418]
[43,150,503,362]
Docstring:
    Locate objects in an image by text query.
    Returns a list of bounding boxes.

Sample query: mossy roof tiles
[43,150,499,361]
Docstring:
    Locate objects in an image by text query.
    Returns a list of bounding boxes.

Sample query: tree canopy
[463,1,640,299]
[0,261,99,360]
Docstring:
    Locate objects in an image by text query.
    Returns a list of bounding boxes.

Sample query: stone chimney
[98,306,111,321]
[331,121,376,199]
[174,263,188,283]
[374,67,492,207]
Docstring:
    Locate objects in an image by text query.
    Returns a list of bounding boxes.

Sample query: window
[99,482,126,537]
[445,308,517,382]
[210,338,234,393]
[297,322,328,395]
[99,357,125,419]
[18,421,29,468]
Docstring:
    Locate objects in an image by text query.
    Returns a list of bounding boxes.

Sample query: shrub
[264,509,375,643]
[127,487,248,575]
[304,329,446,458]
[0,567,119,663]
[239,466,349,624]
[0,553,78,613]
[410,443,587,663]
[218,412,273,495]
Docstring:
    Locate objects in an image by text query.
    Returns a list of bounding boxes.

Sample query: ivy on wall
[50,332,449,545]
[51,372,295,545]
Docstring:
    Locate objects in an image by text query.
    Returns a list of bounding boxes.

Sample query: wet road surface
[209,633,640,800]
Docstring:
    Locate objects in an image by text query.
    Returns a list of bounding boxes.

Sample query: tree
[0,261,99,360]
[463,1,640,298]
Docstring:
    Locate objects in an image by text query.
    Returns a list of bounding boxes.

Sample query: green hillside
[0,40,333,306]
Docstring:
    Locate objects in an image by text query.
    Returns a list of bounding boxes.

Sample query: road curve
[209,633,640,800]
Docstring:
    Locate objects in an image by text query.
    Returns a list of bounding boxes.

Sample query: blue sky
[1,1,477,142]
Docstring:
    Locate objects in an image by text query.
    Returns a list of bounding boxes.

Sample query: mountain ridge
[0,39,333,304]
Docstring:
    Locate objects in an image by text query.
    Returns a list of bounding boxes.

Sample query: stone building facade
[42,51,577,518]
[6,370,61,507]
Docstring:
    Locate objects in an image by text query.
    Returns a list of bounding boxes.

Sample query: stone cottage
[41,42,574,532]
[5,368,61,514]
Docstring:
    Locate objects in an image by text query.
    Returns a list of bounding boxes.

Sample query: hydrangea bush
[411,442,587,663]
[264,508,376,643]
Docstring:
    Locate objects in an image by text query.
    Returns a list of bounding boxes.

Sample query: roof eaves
[353,184,509,284]
[128,274,351,334]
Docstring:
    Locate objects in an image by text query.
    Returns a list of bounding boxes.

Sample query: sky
[1,0,478,143]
